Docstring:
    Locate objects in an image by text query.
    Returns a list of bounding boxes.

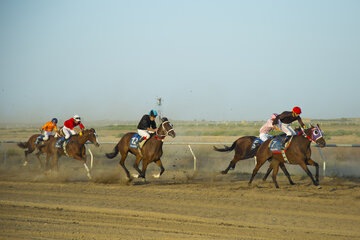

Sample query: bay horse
[249,125,326,188]
[105,117,175,181]
[214,136,295,185]
[17,134,55,168]
[44,128,99,179]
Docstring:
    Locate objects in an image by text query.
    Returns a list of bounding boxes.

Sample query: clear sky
[1,0,359,123]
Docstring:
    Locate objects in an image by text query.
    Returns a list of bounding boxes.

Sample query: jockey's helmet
[271,114,277,120]
[73,115,81,121]
[292,107,302,114]
[51,118,58,124]
[149,110,158,117]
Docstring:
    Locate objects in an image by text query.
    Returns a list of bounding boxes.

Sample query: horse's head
[303,124,326,147]
[157,117,176,138]
[81,128,100,147]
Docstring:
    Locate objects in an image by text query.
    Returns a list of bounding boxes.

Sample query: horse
[17,134,54,168]
[44,128,99,179]
[105,117,175,181]
[214,136,296,185]
[249,124,326,188]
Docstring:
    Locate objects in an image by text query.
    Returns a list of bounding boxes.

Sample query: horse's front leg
[153,159,165,178]
[35,151,43,169]
[306,158,320,184]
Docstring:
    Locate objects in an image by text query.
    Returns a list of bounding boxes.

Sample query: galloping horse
[214,136,295,185]
[44,128,99,179]
[213,136,259,174]
[17,134,55,168]
[105,117,175,181]
[249,125,326,188]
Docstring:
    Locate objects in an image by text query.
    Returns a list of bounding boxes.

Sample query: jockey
[259,114,280,142]
[55,115,85,148]
[273,106,306,149]
[35,118,58,144]
[136,110,158,148]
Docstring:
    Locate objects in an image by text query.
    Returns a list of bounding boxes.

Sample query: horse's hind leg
[35,151,43,169]
[306,159,320,184]
[271,161,281,188]
[222,154,242,174]
[249,157,268,185]
[133,155,143,178]
[119,152,131,180]
[279,163,295,185]
[262,166,273,181]
[153,159,164,178]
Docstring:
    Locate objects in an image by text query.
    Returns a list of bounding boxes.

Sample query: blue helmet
[51,118,58,123]
[149,110,158,117]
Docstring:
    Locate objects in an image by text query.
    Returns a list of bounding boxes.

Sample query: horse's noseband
[156,121,174,139]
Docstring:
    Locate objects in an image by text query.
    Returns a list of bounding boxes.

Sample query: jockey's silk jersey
[273,111,305,126]
[137,115,156,130]
[41,121,57,132]
[64,118,84,130]
[259,119,274,134]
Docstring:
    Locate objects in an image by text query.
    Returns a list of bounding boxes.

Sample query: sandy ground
[0,164,359,240]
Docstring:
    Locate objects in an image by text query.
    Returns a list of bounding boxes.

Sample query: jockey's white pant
[259,133,271,142]
[43,131,54,141]
[279,122,296,136]
[137,129,153,140]
[63,126,76,140]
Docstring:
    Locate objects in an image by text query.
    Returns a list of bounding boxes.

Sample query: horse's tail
[17,142,29,149]
[213,140,236,152]
[105,146,119,159]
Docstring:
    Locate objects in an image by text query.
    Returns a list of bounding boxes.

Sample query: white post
[87,146,94,169]
[317,147,326,177]
[188,145,197,171]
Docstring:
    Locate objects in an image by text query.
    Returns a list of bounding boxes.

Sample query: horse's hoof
[221,171,227,175]
[23,161,28,167]
[132,173,139,178]
[152,173,161,178]
[317,185,322,189]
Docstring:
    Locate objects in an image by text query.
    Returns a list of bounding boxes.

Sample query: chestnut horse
[249,125,326,188]
[214,136,295,185]
[44,128,99,179]
[17,134,55,168]
[105,117,175,181]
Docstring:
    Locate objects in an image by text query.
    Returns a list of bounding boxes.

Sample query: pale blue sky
[1,0,359,123]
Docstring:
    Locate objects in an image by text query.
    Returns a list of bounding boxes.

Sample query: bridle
[301,126,324,143]
[155,121,175,140]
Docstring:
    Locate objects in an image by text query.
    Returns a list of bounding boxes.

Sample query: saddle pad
[130,133,141,149]
[269,136,287,153]
[251,137,263,150]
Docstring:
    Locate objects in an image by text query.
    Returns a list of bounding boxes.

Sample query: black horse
[106,117,176,181]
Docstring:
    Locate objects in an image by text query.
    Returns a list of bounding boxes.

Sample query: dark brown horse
[17,134,54,168]
[214,136,295,185]
[44,128,99,179]
[249,125,326,188]
[105,117,175,181]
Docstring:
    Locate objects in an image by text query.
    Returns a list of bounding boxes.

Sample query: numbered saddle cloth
[129,133,141,149]
[251,137,263,150]
[269,136,292,153]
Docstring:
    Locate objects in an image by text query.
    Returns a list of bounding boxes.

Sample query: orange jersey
[41,121,57,132]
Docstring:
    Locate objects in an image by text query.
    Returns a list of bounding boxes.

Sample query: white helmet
[73,115,81,121]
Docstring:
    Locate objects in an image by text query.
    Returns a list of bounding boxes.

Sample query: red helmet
[292,106,302,114]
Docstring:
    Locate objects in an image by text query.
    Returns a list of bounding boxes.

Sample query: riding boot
[55,137,65,148]
[280,136,289,150]
[35,135,43,145]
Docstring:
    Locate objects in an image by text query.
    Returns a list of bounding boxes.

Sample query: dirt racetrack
[1,165,360,240]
